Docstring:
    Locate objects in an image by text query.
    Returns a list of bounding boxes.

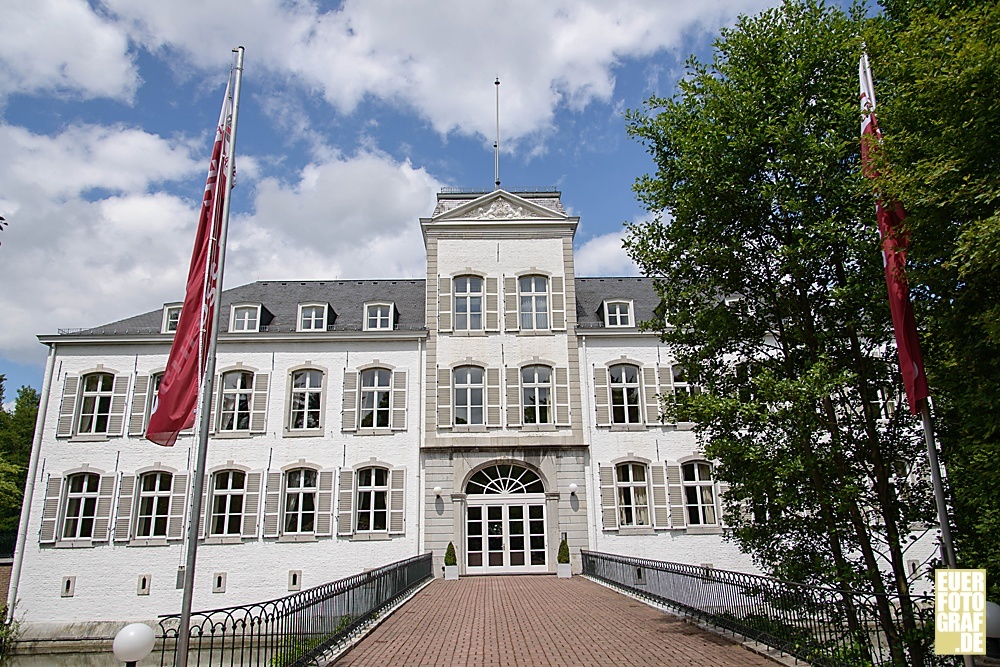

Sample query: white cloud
[575,229,640,277]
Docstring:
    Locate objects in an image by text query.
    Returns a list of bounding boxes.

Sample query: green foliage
[557,538,569,564]
[0,376,38,531]
[268,616,352,667]
[0,604,20,666]
[444,541,457,566]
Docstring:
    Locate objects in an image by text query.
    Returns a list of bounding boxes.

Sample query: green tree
[624,2,935,663]
[0,375,38,532]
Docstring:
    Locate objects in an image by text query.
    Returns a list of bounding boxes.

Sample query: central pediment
[431,190,567,223]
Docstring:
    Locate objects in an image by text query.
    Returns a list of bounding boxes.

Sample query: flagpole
[919,399,957,568]
[175,45,244,667]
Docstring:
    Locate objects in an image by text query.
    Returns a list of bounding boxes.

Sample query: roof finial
[494,77,501,190]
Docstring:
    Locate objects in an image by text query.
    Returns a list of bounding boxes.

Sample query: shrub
[444,541,457,566]
[557,538,570,564]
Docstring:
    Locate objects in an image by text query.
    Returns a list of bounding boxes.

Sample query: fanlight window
[465,464,544,495]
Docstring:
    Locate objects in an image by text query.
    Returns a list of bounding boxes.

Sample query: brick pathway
[334,575,779,666]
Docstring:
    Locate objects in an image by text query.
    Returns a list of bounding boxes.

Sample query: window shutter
[551,276,566,330]
[503,276,518,331]
[594,367,611,427]
[485,277,499,331]
[599,465,618,531]
[263,472,282,538]
[208,377,219,435]
[250,373,269,433]
[108,374,130,436]
[39,475,62,544]
[388,468,405,535]
[390,370,407,431]
[555,367,570,426]
[168,473,187,540]
[505,367,521,428]
[436,368,452,429]
[57,375,79,437]
[92,474,116,542]
[198,480,209,538]
[438,277,452,332]
[316,470,334,537]
[337,468,354,536]
[716,482,730,526]
[650,464,669,529]
[642,366,660,426]
[657,364,675,425]
[342,370,358,432]
[242,471,262,539]
[114,474,136,542]
[129,375,150,436]
[486,368,501,427]
[667,463,686,528]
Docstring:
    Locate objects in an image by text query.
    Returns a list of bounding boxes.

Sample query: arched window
[284,468,317,534]
[78,373,114,434]
[454,276,484,331]
[356,467,389,532]
[518,276,548,330]
[220,371,254,431]
[290,369,323,430]
[521,366,552,424]
[453,366,484,425]
[62,472,100,539]
[210,470,246,536]
[465,464,544,494]
[360,369,391,428]
[609,364,642,424]
[136,471,172,538]
[683,461,717,525]
[616,463,650,527]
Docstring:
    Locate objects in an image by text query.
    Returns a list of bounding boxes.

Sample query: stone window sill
[609,424,646,432]
[69,434,110,443]
[450,330,489,337]
[452,425,487,433]
[617,526,655,536]
[203,536,243,545]
[356,429,394,436]
[213,431,259,439]
[684,526,724,535]
[54,539,95,548]
[129,538,169,547]
[278,534,318,543]
[520,424,557,432]
[283,428,324,438]
[350,532,392,542]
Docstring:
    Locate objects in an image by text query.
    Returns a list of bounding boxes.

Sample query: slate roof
[575,277,661,329]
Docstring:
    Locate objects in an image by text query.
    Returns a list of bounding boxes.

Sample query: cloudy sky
[1,0,825,394]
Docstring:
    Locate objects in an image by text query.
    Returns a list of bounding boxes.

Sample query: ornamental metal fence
[158,552,432,667]
[581,550,958,667]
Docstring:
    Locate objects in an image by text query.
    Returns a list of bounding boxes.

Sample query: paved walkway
[334,575,779,666]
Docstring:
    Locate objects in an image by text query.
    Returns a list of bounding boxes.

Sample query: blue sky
[0,0,856,398]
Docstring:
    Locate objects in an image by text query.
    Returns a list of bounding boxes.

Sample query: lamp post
[113,623,155,667]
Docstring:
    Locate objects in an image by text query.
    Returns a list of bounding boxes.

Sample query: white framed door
[466,496,547,574]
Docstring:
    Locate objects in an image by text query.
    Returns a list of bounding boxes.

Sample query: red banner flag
[146,81,234,446]
[860,53,929,415]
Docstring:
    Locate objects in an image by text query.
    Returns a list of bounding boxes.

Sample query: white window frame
[454,276,484,331]
[682,461,718,526]
[364,303,394,331]
[615,462,651,527]
[135,471,172,539]
[219,370,254,432]
[283,468,318,535]
[521,365,552,425]
[360,368,392,429]
[161,304,182,333]
[604,300,633,328]
[288,369,324,431]
[297,303,328,332]
[210,470,246,536]
[61,472,100,540]
[77,372,114,435]
[609,364,642,425]
[453,366,484,426]
[355,466,390,533]
[230,304,261,332]
[518,275,549,330]
[670,365,701,423]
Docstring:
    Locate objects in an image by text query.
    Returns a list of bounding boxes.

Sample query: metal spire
[494,77,500,190]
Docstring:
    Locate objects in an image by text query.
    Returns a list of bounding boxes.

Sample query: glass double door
[466,498,547,574]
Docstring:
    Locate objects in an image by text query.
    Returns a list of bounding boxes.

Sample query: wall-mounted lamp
[568,483,578,495]
[433,486,442,497]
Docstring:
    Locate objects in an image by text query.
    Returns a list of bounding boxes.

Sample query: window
[298,304,327,331]
[671,365,701,422]
[135,472,172,538]
[683,462,717,526]
[210,470,246,536]
[360,369,391,428]
[519,276,548,330]
[220,371,253,431]
[616,463,650,527]
[78,373,114,434]
[605,301,632,327]
[454,276,483,331]
[62,473,99,539]
[609,364,642,424]
[355,467,388,532]
[290,370,323,430]
[365,303,393,331]
[231,305,260,332]
[162,305,182,333]
[521,366,552,424]
[453,366,484,426]
[284,469,317,534]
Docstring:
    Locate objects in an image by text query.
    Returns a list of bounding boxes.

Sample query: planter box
[444,565,459,580]
[557,563,572,578]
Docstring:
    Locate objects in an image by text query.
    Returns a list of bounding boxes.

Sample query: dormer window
[161,304,182,333]
[230,305,261,332]
[604,300,633,327]
[365,303,394,331]
[298,304,328,332]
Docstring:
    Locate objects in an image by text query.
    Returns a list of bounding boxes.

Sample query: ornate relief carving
[472,199,536,219]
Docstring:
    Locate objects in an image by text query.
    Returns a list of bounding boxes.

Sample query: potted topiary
[444,541,459,580]
[557,538,571,578]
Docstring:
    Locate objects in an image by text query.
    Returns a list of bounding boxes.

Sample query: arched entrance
[465,463,548,574]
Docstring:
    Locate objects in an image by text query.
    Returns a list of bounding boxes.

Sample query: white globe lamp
[113,622,155,666]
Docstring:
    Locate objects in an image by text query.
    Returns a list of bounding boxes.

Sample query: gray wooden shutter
[486,368,501,427]
[555,366,570,426]
[39,475,62,544]
[337,468,354,536]
[208,377,219,434]
[667,463,686,528]
[716,482,730,527]
[198,480,209,538]
[129,375,150,436]
[316,470,334,537]
[643,366,660,426]
[57,375,79,437]
[250,373,269,433]
[650,464,669,529]
[437,368,452,428]
[263,471,282,538]
[551,276,566,330]
[114,474,137,542]
[599,465,618,531]
[438,277,452,332]
[342,370,358,432]
[503,276,518,331]
[505,367,521,428]
[594,367,611,427]
[485,277,499,331]
[92,474,116,542]
[388,468,405,535]
[241,471,262,539]
[107,374,130,436]
[168,473,187,540]
[390,370,407,431]
[657,364,675,425]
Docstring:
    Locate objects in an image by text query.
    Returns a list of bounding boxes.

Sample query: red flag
[146,80,234,446]
[860,54,929,415]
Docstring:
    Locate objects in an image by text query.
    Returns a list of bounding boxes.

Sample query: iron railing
[158,552,432,667]
[0,531,17,560]
[582,550,958,667]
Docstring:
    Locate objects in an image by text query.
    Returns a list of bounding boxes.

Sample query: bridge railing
[581,550,957,667]
[157,552,432,667]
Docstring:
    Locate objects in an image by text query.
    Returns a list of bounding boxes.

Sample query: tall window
[615,463,650,527]
[147,373,164,427]
[519,276,548,330]
[78,373,114,434]
[521,366,552,424]
[62,473,99,539]
[683,462,717,526]
[290,370,323,430]
[360,369,391,428]
[284,469,317,534]
[671,365,701,422]
[605,301,631,327]
[136,472,172,538]
[454,276,483,331]
[609,364,641,424]
[231,305,259,332]
[210,470,245,536]
[366,304,392,330]
[220,371,253,431]
[453,366,484,426]
[299,305,326,331]
[356,467,388,532]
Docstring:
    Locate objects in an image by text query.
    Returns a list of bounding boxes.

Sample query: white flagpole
[175,45,244,667]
